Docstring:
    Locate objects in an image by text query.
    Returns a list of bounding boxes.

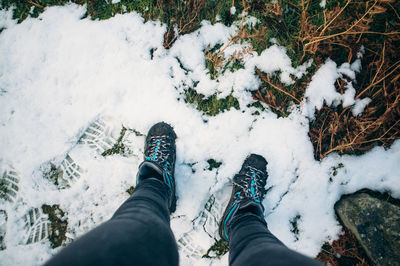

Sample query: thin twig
[355,60,400,100]
[25,0,44,9]
[388,2,400,20]
[318,0,351,36]
[305,31,400,48]
[256,69,301,104]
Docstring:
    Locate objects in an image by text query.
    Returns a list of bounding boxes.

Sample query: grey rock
[335,193,400,265]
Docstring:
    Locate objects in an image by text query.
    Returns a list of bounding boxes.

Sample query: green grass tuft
[206,159,222,171]
[184,88,239,116]
[202,239,229,258]
[102,127,127,156]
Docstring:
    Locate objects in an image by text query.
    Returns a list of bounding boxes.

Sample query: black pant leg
[44,178,179,266]
[228,213,323,266]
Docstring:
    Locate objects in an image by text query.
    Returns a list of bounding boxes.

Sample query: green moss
[204,43,224,80]
[250,102,264,110]
[244,1,303,65]
[184,88,239,116]
[206,159,222,171]
[222,58,245,75]
[126,185,135,196]
[102,127,127,156]
[1,0,234,33]
[203,239,229,258]
[289,214,301,241]
[42,204,68,248]
[0,0,70,22]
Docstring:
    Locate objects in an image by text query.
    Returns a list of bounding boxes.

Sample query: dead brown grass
[203,0,267,77]
[252,69,306,116]
[252,0,400,159]
[307,0,400,159]
[163,0,207,48]
[299,0,399,63]
[317,228,370,265]
[159,0,400,159]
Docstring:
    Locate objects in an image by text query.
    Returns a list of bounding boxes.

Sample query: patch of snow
[0,8,16,30]
[320,0,326,8]
[357,45,365,58]
[351,46,365,73]
[303,60,340,116]
[302,58,368,118]
[230,6,236,15]
[341,83,356,108]
[352,98,371,116]
[351,59,362,73]
[338,62,356,80]
[242,16,259,27]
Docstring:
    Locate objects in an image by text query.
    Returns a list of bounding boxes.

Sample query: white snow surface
[0,5,399,265]
[352,98,372,116]
[302,59,371,118]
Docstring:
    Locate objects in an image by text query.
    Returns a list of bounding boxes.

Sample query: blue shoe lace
[144,135,175,191]
[233,166,267,203]
[145,135,174,165]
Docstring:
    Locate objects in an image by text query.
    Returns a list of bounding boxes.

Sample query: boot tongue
[138,161,163,180]
[238,199,264,216]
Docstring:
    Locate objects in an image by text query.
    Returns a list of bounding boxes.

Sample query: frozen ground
[0,5,399,265]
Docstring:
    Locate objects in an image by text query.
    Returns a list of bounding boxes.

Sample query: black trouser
[45,178,322,266]
[228,213,322,265]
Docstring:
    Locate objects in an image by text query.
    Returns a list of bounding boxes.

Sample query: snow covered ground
[0,5,399,265]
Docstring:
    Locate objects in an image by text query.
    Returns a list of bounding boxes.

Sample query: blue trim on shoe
[165,171,172,190]
[223,203,238,241]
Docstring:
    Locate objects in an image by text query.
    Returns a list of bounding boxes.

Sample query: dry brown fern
[299,0,399,62]
[163,0,207,48]
[317,228,370,265]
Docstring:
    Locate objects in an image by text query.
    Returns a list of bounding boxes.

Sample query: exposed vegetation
[42,162,64,187]
[126,185,135,196]
[0,0,233,44]
[289,214,301,241]
[206,159,222,171]
[184,87,240,116]
[102,127,127,156]
[303,0,400,159]
[317,228,370,265]
[42,204,68,248]
[202,239,229,258]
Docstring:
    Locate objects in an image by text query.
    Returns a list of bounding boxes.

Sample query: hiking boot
[219,154,268,241]
[136,122,177,212]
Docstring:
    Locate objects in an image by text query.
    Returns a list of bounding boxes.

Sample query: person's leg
[228,212,322,266]
[45,122,179,266]
[45,177,179,266]
[219,154,322,266]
